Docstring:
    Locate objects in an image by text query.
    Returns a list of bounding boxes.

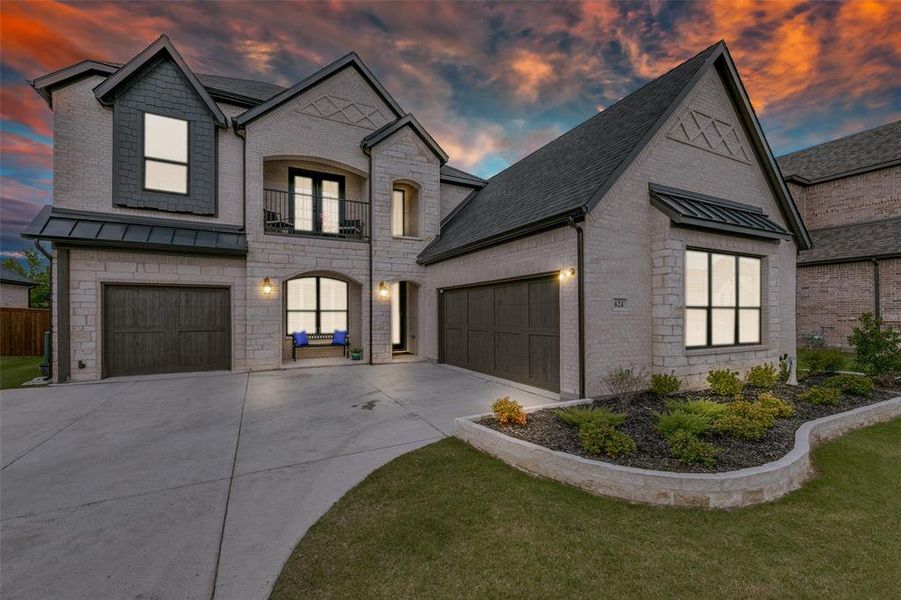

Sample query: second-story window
[143,113,188,194]
[391,184,419,237]
[392,189,406,236]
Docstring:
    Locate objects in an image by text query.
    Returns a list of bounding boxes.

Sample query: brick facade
[790,166,900,230]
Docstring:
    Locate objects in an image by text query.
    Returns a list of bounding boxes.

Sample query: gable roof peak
[92,34,228,127]
[361,113,448,164]
[234,50,404,128]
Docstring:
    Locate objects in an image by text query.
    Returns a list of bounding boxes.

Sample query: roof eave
[439,173,486,188]
[799,252,901,267]
[361,115,448,165]
[29,60,119,108]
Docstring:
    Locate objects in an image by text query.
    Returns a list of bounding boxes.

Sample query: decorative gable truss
[668,107,750,163]
[297,94,390,130]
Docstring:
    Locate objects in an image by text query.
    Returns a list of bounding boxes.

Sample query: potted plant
[349,347,363,361]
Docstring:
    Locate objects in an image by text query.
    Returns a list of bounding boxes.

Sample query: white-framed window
[391,189,406,236]
[391,184,419,237]
[143,113,188,194]
[685,249,761,348]
[286,276,348,335]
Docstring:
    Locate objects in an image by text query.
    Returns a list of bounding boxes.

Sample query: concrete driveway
[0,362,555,600]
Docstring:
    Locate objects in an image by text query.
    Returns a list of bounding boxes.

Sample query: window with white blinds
[685,250,761,348]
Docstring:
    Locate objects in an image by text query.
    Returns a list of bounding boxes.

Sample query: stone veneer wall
[0,284,30,308]
[797,258,901,348]
[789,166,900,230]
[57,248,247,382]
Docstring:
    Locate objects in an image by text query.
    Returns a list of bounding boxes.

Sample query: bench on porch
[291,330,349,361]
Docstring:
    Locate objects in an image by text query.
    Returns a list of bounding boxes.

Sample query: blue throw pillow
[292,331,309,346]
[331,330,347,345]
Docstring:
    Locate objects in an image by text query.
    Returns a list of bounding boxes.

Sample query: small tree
[2,249,50,308]
[848,313,901,375]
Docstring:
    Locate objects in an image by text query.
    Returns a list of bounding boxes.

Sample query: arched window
[391,182,419,237]
[286,276,347,335]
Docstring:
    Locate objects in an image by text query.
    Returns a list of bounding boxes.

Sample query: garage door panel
[441,276,559,391]
[104,285,230,378]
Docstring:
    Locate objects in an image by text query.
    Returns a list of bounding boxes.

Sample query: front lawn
[0,356,44,390]
[272,419,901,599]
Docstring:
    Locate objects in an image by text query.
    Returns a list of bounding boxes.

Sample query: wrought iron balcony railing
[263,189,368,240]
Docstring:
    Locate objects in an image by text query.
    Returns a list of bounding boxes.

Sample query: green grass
[272,419,901,599]
[1,356,44,390]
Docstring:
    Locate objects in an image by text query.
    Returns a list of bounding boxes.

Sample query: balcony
[263,189,369,240]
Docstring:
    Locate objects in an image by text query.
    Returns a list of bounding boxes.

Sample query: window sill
[685,344,768,356]
[392,235,422,241]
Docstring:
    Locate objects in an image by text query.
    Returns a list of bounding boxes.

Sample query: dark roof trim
[361,114,448,165]
[0,267,37,287]
[650,183,792,241]
[29,60,119,107]
[21,206,247,256]
[93,35,228,127]
[799,253,901,267]
[784,158,901,187]
[439,166,486,188]
[235,52,404,128]
[418,207,586,265]
[715,48,811,250]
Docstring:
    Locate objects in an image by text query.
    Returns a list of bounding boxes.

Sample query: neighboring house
[23,36,809,395]
[0,266,36,308]
[779,121,901,349]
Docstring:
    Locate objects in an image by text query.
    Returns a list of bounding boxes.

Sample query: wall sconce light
[378,281,391,298]
[262,277,273,295]
[559,268,576,281]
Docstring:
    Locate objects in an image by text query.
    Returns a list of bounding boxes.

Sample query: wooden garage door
[103,285,230,377]
[440,276,559,391]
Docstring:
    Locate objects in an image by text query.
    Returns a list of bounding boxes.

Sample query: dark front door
[440,276,560,391]
[103,285,230,377]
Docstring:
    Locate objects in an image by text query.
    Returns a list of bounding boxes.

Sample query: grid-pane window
[285,277,348,335]
[144,113,188,193]
[685,250,761,347]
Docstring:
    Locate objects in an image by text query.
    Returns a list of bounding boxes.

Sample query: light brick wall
[797,257,901,349]
[791,166,900,230]
[51,77,245,225]
[421,227,580,397]
[58,249,247,382]
[0,284,30,308]
[582,67,797,392]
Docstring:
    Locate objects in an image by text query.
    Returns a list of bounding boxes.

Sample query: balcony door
[289,168,344,234]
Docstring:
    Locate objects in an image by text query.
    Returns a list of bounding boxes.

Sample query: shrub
[578,421,636,457]
[666,430,718,467]
[656,409,712,439]
[757,392,795,418]
[664,398,728,420]
[492,397,526,426]
[707,369,742,397]
[823,374,874,397]
[798,386,840,406]
[802,348,847,374]
[745,363,779,389]
[650,372,681,398]
[712,400,774,440]
[848,313,901,375]
[556,406,626,428]
[778,354,792,382]
[602,366,648,406]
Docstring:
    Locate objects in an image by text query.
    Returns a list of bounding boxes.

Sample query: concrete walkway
[0,362,555,600]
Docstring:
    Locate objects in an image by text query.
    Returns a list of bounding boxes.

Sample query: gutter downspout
[235,126,247,231]
[873,258,881,323]
[368,152,374,364]
[567,216,586,398]
[34,240,53,380]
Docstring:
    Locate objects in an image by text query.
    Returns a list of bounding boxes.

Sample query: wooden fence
[1,308,50,356]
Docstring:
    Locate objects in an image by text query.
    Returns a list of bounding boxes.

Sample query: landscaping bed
[479,374,899,473]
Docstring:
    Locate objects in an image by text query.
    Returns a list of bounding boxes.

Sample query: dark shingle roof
[650,184,791,241]
[21,207,248,256]
[440,165,486,188]
[0,266,36,287]
[798,218,901,265]
[777,120,901,183]
[195,73,285,103]
[418,42,721,264]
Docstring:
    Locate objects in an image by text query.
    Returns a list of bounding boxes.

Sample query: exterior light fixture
[559,268,576,281]
[378,281,390,298]
[262,277,273,295]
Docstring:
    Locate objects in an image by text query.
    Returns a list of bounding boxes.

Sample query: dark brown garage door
[103,285,230,377]
[440,276,560,391]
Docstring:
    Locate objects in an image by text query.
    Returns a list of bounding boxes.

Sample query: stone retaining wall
[455,397,901,509]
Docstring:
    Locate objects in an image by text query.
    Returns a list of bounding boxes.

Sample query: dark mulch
[479,375,900,473]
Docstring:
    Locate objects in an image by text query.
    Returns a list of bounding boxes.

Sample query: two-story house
[23,36,810,397]
[778,120,901,348]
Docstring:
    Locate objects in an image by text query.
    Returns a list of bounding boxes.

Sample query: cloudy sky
[1,0,898,256]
